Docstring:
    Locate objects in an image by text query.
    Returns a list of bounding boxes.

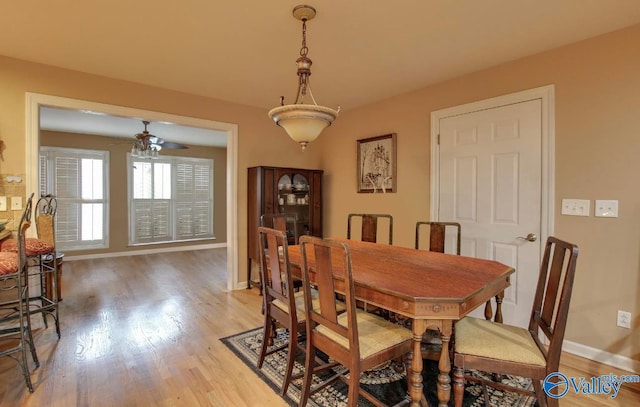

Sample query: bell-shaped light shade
[268,104,338,150]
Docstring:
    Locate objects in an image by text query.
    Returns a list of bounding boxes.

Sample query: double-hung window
[39,147,109,251]
[129,155,214,244]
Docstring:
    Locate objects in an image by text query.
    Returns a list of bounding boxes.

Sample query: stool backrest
[35,195,57,246]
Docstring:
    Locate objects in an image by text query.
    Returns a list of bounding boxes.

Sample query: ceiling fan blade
[160,141,189,149]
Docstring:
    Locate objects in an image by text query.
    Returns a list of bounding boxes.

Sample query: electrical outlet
[595,200,618,217]
[561,199,590,216]
[10,197,22,211]
[0,196,6,211]
[617,310,631,329]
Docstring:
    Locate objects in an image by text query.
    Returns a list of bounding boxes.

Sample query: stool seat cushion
[0,251,18,275]
[1,238,55,255]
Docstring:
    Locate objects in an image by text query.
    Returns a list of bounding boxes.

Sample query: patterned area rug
[221,327,537,407]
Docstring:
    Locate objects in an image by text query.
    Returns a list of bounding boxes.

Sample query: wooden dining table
[286,238,515,407]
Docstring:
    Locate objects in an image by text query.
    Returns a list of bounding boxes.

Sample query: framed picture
[356,133,397,193]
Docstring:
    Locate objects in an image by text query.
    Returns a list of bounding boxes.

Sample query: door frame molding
[430,85,555,252]
[25,93,240,291]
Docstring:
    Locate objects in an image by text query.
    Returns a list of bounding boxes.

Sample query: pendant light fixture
[268,5,339,151]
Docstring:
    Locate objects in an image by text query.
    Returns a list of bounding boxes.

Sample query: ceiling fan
[131,120,188,158]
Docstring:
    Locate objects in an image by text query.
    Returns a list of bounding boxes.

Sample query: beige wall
[40,130,228,255]
[1,23,639,362]
[316,25,640,361]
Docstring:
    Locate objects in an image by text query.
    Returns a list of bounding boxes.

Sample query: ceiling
[5,1,640,142]
[39,107,228,148]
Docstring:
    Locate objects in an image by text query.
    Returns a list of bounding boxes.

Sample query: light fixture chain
[300,19,308,57]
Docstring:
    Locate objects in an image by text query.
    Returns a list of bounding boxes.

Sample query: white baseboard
[64,243,227,261]
[563,339,640,374]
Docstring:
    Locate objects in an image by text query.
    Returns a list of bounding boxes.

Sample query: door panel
[439,99,542,327]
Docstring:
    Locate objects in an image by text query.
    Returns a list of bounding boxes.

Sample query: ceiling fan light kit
[268,4,339,151]
[130,120,187,159]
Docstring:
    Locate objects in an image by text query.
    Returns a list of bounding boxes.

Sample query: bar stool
[0,193,39,392]
[1,195,60,337]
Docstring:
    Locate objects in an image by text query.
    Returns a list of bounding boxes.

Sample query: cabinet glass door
[277,173,310,240]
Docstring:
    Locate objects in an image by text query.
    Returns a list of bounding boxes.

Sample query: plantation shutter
[132,160,171,243]
[129,156,213,245]
[132,199,171,243]
[54,156,82,245]
[175,161,213,239]
[39,155,48,197]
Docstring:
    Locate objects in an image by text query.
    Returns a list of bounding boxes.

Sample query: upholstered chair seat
[454,317,546,366]
[273,289,346,322]
[316,309,413,359]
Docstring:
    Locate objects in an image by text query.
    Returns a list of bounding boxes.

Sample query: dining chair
[414,220,503,324]
[0,194,61,338]
[260,213,300,245]
[0,193,39,392]
[346,213,393,244]
[260,213,302,292]
[347,213,393,314]
[256,226,305,396]
[452,236,579,407]
[297,236,413,407]
[415,221,463,360]
[257,226,346,396]
[415,221,504,360]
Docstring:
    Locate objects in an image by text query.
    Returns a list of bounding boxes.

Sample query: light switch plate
[10,196,22,211]
[561,199,590,216]
[0,196,6,211]
[595,200,618,217]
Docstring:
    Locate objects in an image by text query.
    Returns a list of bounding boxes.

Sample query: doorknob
[517,233,537,242]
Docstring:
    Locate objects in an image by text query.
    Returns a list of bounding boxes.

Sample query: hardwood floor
[0,249,637,406]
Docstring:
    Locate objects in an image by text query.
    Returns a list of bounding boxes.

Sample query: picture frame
[356,133,397,193]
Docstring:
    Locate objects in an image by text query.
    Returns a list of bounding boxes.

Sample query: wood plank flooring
[0,249,637,406]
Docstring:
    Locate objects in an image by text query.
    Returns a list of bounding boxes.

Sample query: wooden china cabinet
[247,166,323,289]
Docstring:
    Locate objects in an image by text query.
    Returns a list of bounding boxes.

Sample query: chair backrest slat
[347,213,393,244]
[312,243,339,325]
[429,223,446,253]
[415,221,461,255]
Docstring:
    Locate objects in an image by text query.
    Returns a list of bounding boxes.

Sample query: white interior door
[437,99,543,328]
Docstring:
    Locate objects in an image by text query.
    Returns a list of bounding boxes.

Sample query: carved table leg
[409,319,426,406]
[436,320,453,407]
[494,290,505,323]
[484,300,493,321]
